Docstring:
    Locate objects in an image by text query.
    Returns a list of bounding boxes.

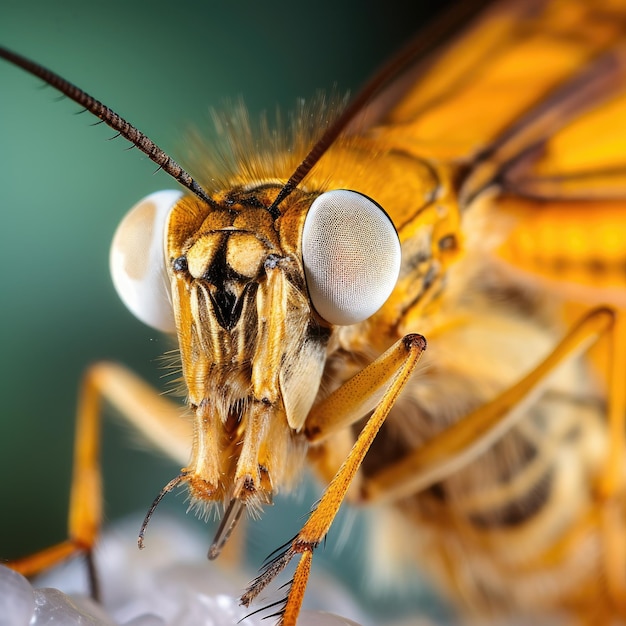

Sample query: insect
[3,0,626,625]
[0,1,432,574]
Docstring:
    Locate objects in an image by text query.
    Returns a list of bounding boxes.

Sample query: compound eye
[110,190,183,333]
[301,189,401,326]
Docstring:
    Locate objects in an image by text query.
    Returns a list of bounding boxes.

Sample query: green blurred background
[0,1,455,622]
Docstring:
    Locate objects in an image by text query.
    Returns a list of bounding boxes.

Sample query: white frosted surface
[0,515,366,626]
[0,564,34,626]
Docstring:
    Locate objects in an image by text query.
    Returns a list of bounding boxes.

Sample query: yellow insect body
[3,0,626,624]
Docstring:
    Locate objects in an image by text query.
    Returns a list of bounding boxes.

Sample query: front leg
[8,361,190,597]
[241,334,427,625]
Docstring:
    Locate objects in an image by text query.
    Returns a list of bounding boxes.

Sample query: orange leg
[595,309,626,615]
[7,361,190,595]
[241,334,427,625]
[356,306,626,619]
[360,307,617,504]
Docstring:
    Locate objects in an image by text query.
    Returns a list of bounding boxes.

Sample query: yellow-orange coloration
[3,0,626,625]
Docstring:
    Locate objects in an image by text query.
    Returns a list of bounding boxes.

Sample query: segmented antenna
[138,472,187,549]
[267,0,491,215]
[0,46,219,209]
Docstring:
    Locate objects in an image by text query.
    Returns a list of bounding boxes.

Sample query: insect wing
[360,0,626,304]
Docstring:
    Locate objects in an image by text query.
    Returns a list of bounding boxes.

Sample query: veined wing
[375,0,626,160]
[358,0,626,304]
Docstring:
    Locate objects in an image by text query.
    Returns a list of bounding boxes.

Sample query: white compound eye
[302,189,401,326]
[110,190,183,333]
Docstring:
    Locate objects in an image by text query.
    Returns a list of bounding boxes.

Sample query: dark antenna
[267,0,491,216]
[138,472,187,549]
[0,46,219,209]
